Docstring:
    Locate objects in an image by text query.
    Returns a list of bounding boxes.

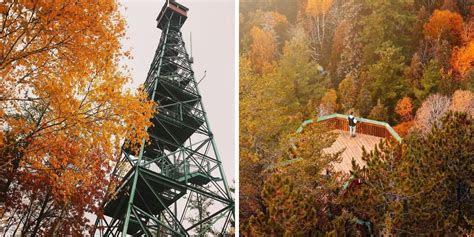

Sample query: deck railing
[268,114,401,170]
[316,113,401,142]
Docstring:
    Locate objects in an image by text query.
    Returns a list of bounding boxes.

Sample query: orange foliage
[395,97,414,121]
[249,26,277,74]
[423,10,464,43]
[319,89,338,116]
[0,0,154,234]
[265,11,289,30]
[330,20,348,72]
[394,120,415,138]
[450,41,474,78]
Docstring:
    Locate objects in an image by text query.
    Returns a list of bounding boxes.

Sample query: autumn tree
[240,9,289,55]
[393,97,416,136]
[414,0,443,11]
[248,26,277,74]
[449,89,474,115]
[239,0,300,52]
[319,89,338,116]
[423,9,465,44]
[393,120,415,137]
[450,41,474,79]
[405,52,424,85]
[261,11,290,51]
[239,56,267,222]
[414,93,451,133]
[240,30,330,223]
[0,0,154,234]
[240,0,301,25]
[395,96,414,121]
[305,0,334,61]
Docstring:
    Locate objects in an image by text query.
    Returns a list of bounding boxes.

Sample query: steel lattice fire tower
[93,1,234,236]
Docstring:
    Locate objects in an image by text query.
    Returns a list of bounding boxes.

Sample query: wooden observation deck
[271,114,401,172]
[315,114,400,172]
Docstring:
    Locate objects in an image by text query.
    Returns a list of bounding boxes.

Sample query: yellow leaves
[249,26,276,74]
[305,0,333,17]
[450,41,474,78]
[0,0,155,226]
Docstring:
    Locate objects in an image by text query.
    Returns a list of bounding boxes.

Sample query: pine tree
[394,112,473,234]
[359,0,417,65]
[368,100,389,122]
[338,75,358,113]
[355,76,373,117]
[243,174,319,236]
[336,0,364,82]
[346,112,473,235]
[243,123,344,236]
[414,60,442,102]
[186,185,214,236]
[366,42,409,114]
[278,31,330,111]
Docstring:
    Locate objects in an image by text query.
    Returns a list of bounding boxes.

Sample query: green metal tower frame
[93,1,234,236]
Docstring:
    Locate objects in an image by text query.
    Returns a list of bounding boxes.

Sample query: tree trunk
[51,203,68,236]
[31,192,50,236]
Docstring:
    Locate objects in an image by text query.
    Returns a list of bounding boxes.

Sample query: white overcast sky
[119,0,235,183]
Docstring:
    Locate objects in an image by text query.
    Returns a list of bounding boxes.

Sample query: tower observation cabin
[156,0,188,30]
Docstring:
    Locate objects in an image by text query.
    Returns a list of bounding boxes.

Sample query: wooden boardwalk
[324,130,383,173]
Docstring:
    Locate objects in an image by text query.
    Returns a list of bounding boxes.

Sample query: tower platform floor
[324,130,383,173]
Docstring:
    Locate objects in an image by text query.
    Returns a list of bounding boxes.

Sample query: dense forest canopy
[240,0,473,235]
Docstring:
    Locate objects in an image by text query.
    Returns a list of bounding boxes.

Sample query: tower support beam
[93,1,234,236]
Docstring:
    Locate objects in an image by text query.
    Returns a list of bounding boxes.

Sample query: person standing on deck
[348,111,357,137]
